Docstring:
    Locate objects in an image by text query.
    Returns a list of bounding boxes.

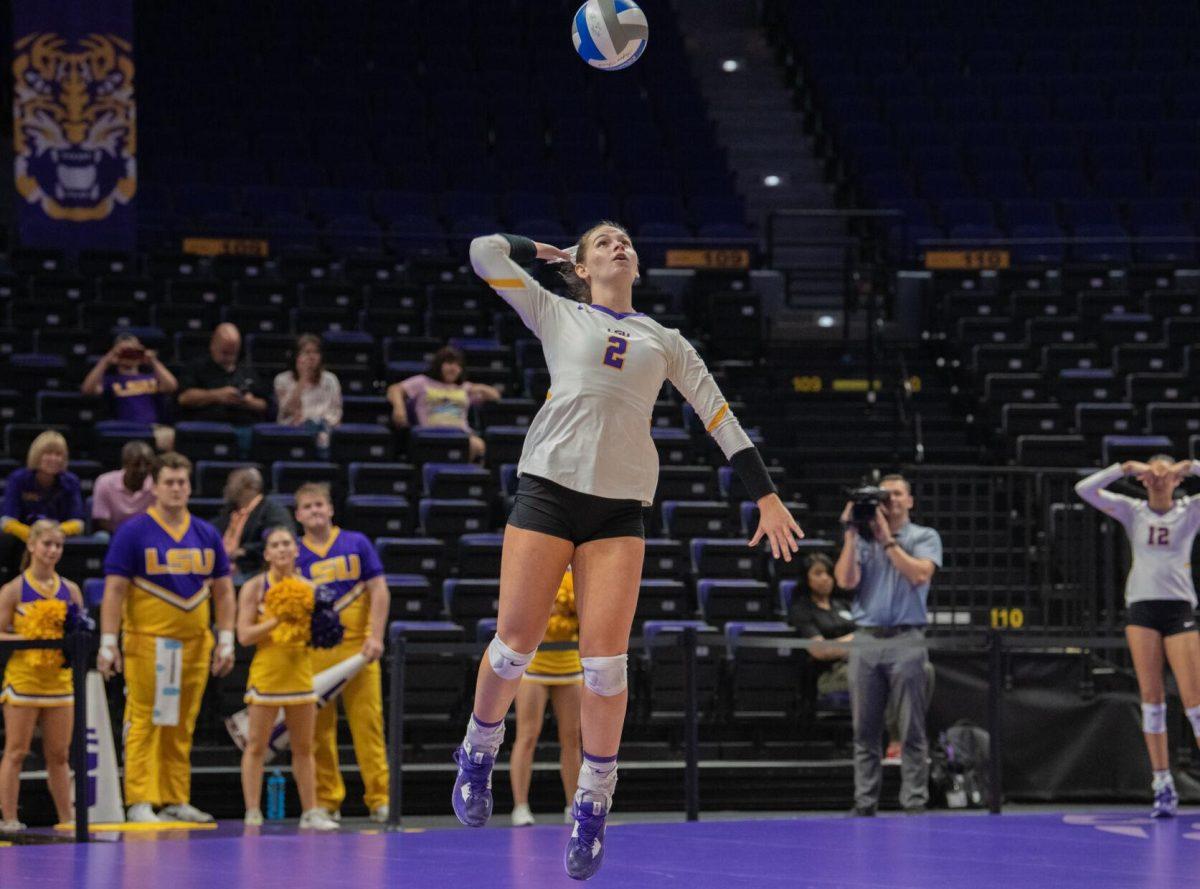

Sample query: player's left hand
[749,493,803,561]
[211,642,235,677]
[361,637,384,662]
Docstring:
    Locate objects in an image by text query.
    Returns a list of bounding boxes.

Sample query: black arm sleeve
[731,446,778,501]
[500,234,537,265]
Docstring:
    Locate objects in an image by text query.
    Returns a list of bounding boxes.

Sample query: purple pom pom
[64,603,96,635]
[310,586,344,649]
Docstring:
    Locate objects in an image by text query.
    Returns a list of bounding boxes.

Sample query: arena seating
[131,0,752,259]
[767,0,1199,262]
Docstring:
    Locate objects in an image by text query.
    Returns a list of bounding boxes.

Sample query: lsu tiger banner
[12,0,136,251]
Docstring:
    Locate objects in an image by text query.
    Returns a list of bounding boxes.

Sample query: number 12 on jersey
[1147,525,1170,546]
[603,335,628,370]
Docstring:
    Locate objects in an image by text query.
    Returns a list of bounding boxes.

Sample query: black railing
[899,465,1113,636]
[0,635,91,843]
[385,625,1146,826]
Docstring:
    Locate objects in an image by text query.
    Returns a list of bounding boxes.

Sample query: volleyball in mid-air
[572,0,648,71]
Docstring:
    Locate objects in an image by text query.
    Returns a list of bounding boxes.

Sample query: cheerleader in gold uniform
[509,569,582,826]
[236,527,336,831]
[0,520,85,830]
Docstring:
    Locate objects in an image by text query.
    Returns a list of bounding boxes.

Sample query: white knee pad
[1186,704,1200,740]
[1142,702,1167,735]
[581,654,628,696]
[487,635,535,680]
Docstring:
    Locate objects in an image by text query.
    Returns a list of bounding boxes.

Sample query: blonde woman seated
[510,569,582,827]
[236,526,338,831]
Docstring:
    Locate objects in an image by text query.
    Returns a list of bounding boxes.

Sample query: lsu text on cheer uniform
[297,527,390,812]
[103,507,230,807]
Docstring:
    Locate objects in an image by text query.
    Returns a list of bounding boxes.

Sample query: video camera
[847,485,891,537]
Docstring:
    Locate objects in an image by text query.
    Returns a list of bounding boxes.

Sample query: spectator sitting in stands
[214,466,295,582]
[80,333,178,451]
[788,553,855,706]
[386,345,500,464]
[0,431,85,582]
[177,323,269,457]
[91,441,156,537]
[273,334,342,458]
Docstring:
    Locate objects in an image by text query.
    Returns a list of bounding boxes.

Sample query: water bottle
[266,769,286,821]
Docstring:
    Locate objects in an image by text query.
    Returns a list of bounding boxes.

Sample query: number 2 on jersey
[603,335,628,370]
[1147,525,1170,546]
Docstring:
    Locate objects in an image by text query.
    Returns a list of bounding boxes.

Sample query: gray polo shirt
[850,521,943,627]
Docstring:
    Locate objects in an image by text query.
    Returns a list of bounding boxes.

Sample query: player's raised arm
[469,233,568,338]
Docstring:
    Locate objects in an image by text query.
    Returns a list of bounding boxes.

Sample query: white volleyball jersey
[469,234,753,505]
[1075,463,1200,606]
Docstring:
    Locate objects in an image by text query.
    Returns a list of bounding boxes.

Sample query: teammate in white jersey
[454,225,803,879]
[1076,456,1200,818]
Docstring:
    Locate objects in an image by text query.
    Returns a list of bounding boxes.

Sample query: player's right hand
[534,242,574,264]
[97,644,122,679]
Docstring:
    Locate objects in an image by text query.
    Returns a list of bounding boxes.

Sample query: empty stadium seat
[376,537,447,577]
[419,498,490,536]
[175,422,239,460]
[726,621,802,719]
[443,579,500,623]
[690,539,767,579]
[457,533,503,577]
[252,424,318,461]
[661,501,733,537]
[409,427,471,464]
[697,579,775,622]
[385,574,438,620]
[330,424,394,462]
[343,495,410,538]
[422,463,492,499]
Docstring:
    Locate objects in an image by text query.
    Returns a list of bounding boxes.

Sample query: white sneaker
[0,819,26,833]
[368,805,389,823]
[244,809,264,826]
[126,803,160,823]
[564,804,574,825]
[324,808,342,822]
[159,803,214,823]
[299,808,339,831]
[511,803,535,827]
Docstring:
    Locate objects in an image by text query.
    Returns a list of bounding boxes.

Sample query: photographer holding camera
[835,474,942,816]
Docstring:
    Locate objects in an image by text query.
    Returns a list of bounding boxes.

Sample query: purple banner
[12,0,135,251]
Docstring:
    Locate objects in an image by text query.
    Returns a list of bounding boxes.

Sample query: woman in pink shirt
[387,346,500,463]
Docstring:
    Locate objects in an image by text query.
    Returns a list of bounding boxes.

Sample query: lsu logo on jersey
[12,32,136,222]
[145,548,215,576]
[308,555,362,586]
[112,377,157,398]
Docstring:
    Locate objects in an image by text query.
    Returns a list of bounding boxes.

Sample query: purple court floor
[2,812,1198,888]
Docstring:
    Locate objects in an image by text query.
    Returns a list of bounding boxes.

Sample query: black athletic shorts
[1126,600,1198,637]
[506,474,644,545]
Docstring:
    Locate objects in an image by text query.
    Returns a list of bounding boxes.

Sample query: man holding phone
[177,324,269,456]
[81,333,179,451]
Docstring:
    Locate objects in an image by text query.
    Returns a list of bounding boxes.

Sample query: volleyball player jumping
[457,226,802,880]
[1076,457,1200,818]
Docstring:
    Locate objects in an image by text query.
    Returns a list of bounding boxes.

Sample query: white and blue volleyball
[572,0,648,71]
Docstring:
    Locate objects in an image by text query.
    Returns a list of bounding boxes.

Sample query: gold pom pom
[13,599,67,669]
[264,576,313,645]
[545,579,579,641]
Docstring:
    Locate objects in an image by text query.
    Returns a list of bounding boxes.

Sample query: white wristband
[99,633,118,650]
[217,630,235,648]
